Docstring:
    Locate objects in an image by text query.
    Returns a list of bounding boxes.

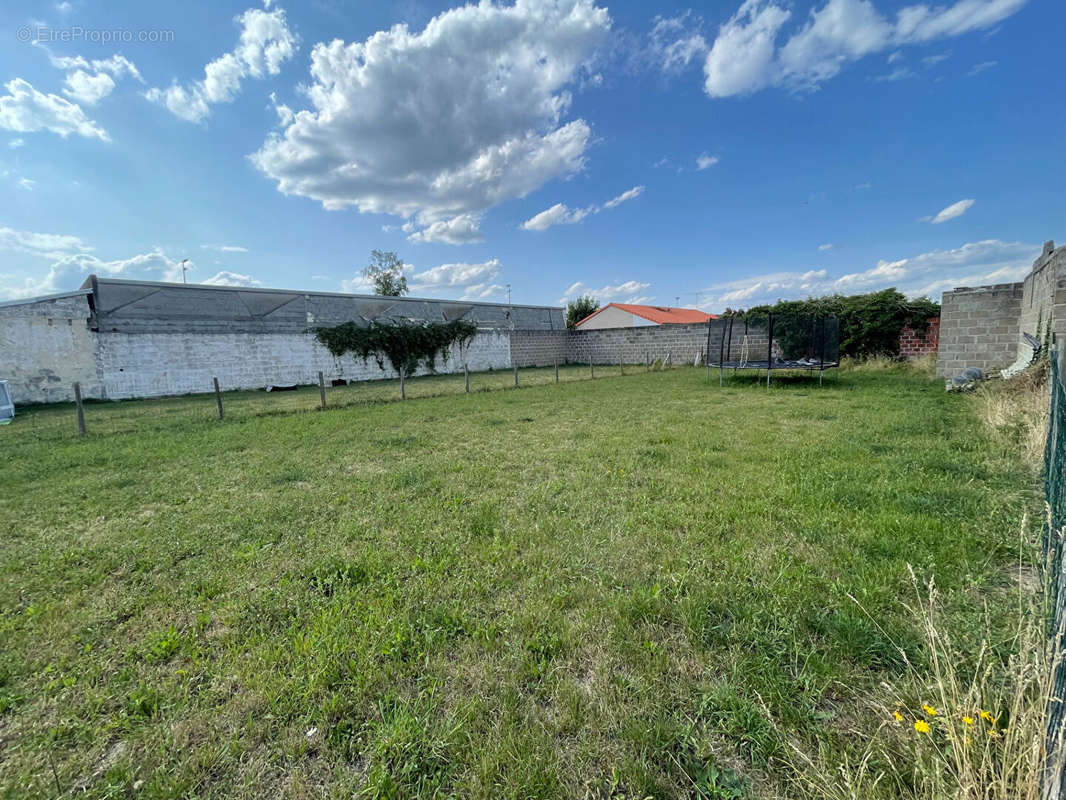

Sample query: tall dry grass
[975,362,1050,471]
[785,549,1063,800]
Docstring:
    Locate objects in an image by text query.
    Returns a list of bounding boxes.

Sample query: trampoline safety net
[705,313,840,376]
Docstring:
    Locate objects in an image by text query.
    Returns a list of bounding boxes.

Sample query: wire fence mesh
[1046,352,1066,796]
[3,363,679,445]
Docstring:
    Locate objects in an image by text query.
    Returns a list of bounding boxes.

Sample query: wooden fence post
[73,382,86,437]
[465,363,470,393]
[554,360,559,383]
[618,356,623,376]
[513,364,519,388]
[213,377,224,420]
[400,370,406,400]
[318,371,327,409]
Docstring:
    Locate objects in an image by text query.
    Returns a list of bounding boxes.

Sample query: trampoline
[706,313,840,387]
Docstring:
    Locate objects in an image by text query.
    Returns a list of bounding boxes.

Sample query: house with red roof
[574,302,717,330]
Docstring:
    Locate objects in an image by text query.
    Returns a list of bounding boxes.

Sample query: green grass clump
[0,364,1037,798]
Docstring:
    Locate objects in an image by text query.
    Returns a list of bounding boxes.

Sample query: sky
[0,0,1062,311]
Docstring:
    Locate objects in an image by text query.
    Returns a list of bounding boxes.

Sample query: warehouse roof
[78,276,564,334]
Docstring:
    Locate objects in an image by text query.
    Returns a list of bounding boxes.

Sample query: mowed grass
[0,365,1037,798]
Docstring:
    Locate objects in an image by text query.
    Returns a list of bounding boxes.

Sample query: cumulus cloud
[702,0,1026,98]
[558,279,652,305]
[50,53,143,105]
[695,238,1037,311]
[408,258,504,300]
[0,78,108,140]
[146,2,296,123]
[407,214,484,245]
[202,270,262,287]
[0,226,91,259]
[339,257,505,300]
[522,185,643,231]
[252,0,610,241]
[0,245,195,300]
[923,198,975,223]
[696,153,720,170]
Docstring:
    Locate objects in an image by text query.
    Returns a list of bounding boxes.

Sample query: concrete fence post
[73,382,86,436]
[213,377,224,420]
[318,371,327,409]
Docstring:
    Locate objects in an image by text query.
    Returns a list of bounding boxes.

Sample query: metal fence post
[318,371,327,409]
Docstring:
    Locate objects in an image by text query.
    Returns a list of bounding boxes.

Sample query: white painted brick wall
[94,330,511,400]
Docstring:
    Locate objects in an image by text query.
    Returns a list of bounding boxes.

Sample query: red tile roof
[577,302,717,327]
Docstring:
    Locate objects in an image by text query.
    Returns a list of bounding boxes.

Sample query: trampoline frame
[705,313,840,388]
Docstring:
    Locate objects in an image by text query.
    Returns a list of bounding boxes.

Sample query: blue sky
[0,0,1061,311]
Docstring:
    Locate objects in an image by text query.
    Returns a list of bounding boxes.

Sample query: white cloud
[201,244,249,253]
[649,12,709,73]
[0,226,91,259]
[407,213,484,245]
[695,238,1036,311]
[50,53,143,105]
[522,184,643,231]
[18,177,35,190]
[0,78,108,140]
[408,258,503,300]
[924,197,975,223]
[922,51,951,65]
[9,138,24,148]
[202,270,262,287]
[967,60,998,76]
[702,0,1026,98]
[0,245,194,300]
[251,0,609,239]
[818,243,834,251]
[603,185,644,209]
[558,279,652,305]
[146,2,296,123]
[696,152,720,170]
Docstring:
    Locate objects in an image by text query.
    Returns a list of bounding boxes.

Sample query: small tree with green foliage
[566,295,599,329]
[363,250,409,297]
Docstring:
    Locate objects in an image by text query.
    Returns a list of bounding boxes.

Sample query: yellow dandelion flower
[922,704,938,717]
[914,720,931,734]
[962,716,975,726]
[979,710,995,723]
[893,711,904,722]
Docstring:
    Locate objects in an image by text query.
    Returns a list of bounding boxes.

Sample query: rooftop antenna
[507,283,511,306]
[180,259,190,284]
[675,296,681,307]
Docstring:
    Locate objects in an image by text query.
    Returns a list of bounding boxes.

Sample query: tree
[566,295,598,329]
[363,250,409,297]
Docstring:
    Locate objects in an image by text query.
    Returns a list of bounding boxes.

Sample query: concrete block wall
[567,321,772,366]
[936,283,1023,378]
[0,294,100,404]
[509,330,569,368]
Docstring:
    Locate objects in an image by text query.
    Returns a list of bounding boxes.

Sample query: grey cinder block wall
[937,241,1066,378]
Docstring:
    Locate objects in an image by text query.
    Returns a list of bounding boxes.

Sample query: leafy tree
[566,295,599,329]
[363,250,409,297]
[743,288,940,358]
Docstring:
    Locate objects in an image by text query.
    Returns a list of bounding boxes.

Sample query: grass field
[0,364,1038,798]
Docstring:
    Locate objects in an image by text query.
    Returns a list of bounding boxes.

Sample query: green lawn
[0,365,1036,798]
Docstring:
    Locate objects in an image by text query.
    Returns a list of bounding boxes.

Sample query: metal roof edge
[0,289,92,309]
